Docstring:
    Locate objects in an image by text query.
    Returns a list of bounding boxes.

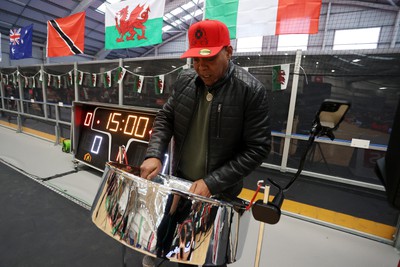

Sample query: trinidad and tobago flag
[47,12,85,57]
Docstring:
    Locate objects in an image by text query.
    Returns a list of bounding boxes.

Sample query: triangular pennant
[90,73,97,87]
[272,64,290,91]
[104,71,112,88]
[115,67,126,84]
[47,74,52,87]
[154,75,164,95]
[76,71,83,85]
[67,71,73,86]
[133,75,144,93]
[57,75,61,88]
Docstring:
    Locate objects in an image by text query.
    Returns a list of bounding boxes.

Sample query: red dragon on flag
[115,4,150,43]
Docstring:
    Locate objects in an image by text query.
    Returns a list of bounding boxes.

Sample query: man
[140,19,271,267]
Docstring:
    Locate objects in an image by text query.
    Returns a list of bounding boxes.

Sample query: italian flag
[272,64,290,91]
[204,0,322,39]
[105,0,166,49]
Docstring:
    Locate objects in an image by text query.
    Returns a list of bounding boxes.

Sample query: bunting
[272,64,290,91]
[104,71,112,88]
[154,75,164,94]
[133,75,144,93]
[76,71,84,85]
[90,73,97,87]
[115,67,126,84]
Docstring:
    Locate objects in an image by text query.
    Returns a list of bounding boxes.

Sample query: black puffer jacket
[145,61,271,198]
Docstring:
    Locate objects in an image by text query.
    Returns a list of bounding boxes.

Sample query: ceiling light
[379,87,387,90]
[352,59,361,63]
[331,69,335,72]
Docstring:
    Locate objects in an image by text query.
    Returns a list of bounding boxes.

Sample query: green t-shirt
[179,89,212,181]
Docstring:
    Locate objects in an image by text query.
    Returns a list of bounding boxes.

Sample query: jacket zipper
[216,103,222,138]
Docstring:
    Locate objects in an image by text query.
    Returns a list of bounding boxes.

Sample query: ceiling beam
[71,0,96,14]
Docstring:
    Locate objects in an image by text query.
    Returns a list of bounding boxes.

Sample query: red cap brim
[180,46,224,58]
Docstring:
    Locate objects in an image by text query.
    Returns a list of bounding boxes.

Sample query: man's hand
[189,179,211,198]
[140,158,162,180]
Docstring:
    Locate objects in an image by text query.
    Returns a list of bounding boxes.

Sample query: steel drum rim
[105,161,241,209]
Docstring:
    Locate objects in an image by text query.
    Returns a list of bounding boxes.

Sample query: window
[277,34,308,51]
[236,36,263,52]
[333,27,380,50]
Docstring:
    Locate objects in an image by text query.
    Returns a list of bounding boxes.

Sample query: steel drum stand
[253,181,270,267]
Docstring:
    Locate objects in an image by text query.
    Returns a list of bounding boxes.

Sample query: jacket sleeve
[144,88,176,161]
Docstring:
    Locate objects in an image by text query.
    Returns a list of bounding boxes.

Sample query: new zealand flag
[10,24,33,60]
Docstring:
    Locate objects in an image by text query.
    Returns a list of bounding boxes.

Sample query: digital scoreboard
[72,102,159,171]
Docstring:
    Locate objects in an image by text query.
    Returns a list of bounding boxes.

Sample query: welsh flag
[104,71,112,88]
[67,71,73,86]
[56,75,61,88]
[154,75,164,94]
[114,67,126,84]
[47,74,52,87]
[90,73,97,87]
[76,71,84,85]
[272,64,290,91]
[204,0,322,39]
[133,75,144,93]
[105,0,166,49]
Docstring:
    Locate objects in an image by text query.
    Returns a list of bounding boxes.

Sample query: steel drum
[91,162,250,266]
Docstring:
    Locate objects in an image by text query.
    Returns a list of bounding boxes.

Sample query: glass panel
[237,36,263,53]
[122,58,187,108]
[77,61,120,104]
[277,34,309,51]
[295,53,400,146]
[333,28,380,50]
[233,54,294,133]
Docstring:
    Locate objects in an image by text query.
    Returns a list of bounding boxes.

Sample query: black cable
[156,259,167,267]
[0,157,78,182]
[39,169,78,181]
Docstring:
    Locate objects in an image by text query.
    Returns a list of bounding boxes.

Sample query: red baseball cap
[180,19,231,58]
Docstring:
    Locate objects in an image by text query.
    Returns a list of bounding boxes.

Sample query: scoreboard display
[72,102,159,171]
